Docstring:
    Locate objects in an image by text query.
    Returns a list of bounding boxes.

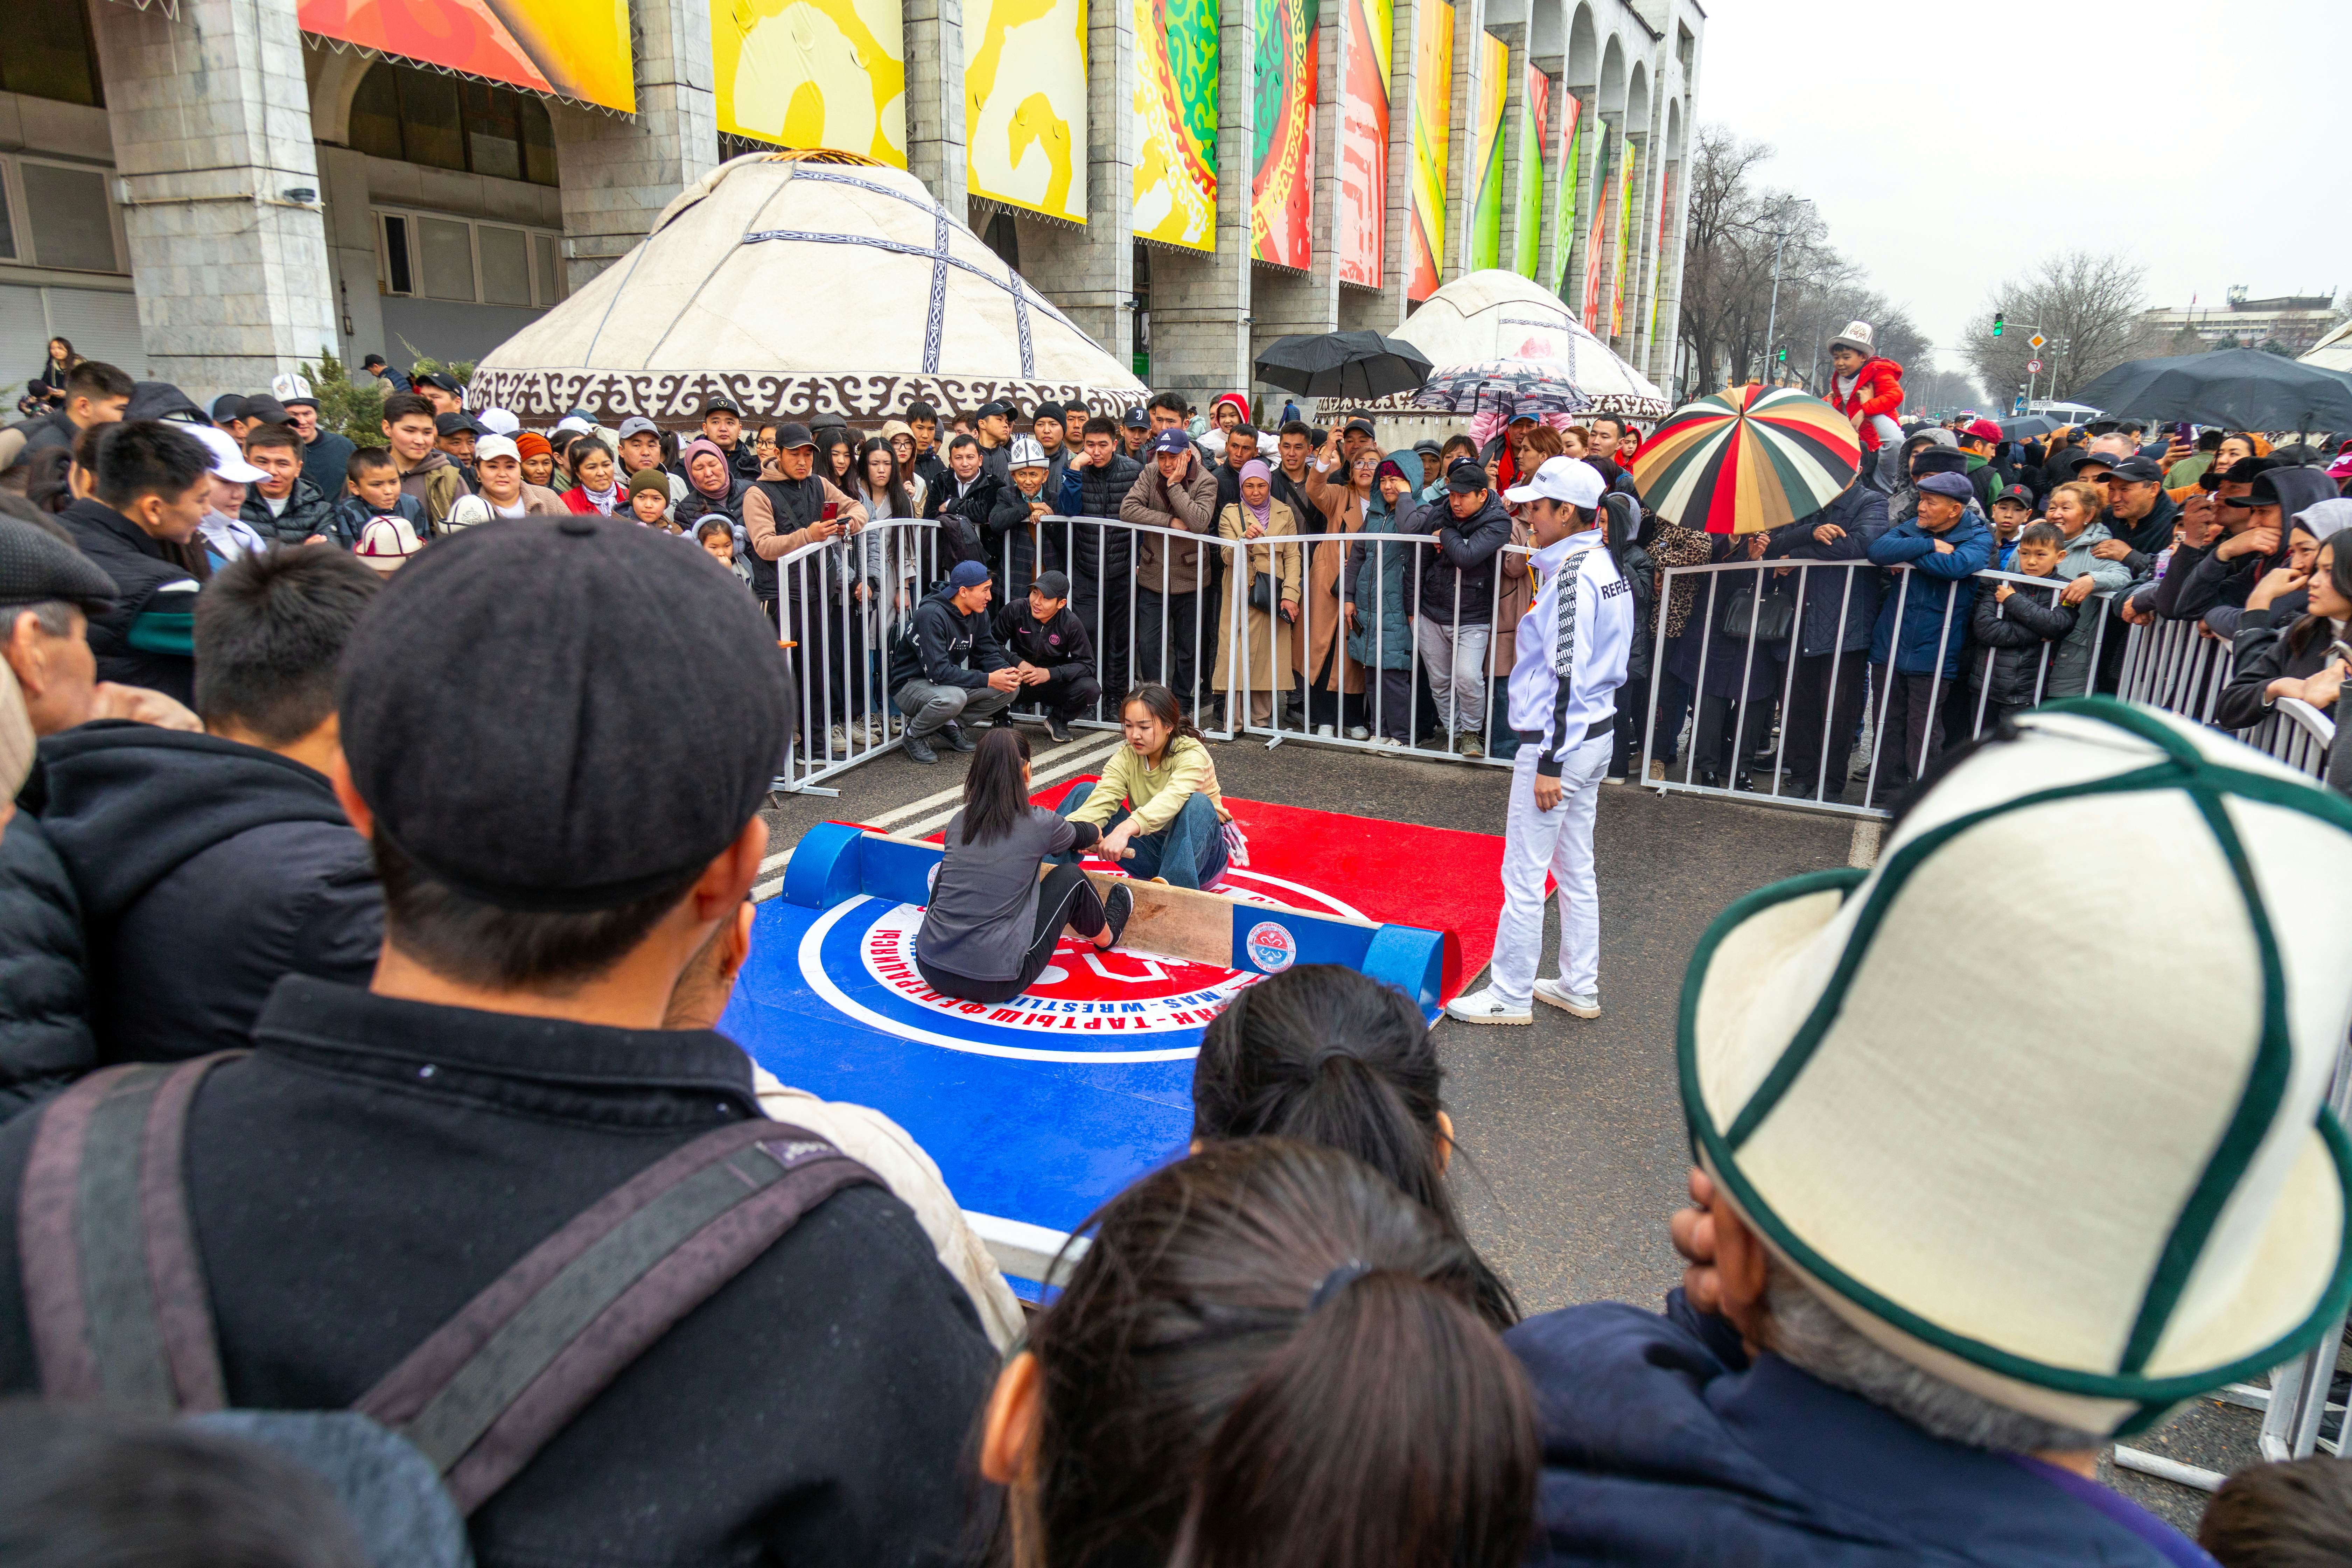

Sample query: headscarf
[514,432,552,461]
[1238,459,1273,528]
[681,438,733,499]
[1212,392,1251,426]
[2292,497,2352,545]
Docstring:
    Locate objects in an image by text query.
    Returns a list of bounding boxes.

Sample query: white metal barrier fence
[762,515,2339,802]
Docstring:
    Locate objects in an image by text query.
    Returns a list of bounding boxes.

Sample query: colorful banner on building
[1335,0,1390,287]
[715,0,908,166]
[1404,0,1452,301]
[299,0,634,112]
[964,0,1087,218]
[1610,141,1637,337]
[1134,0,1219,249]
[1646,162,1672,359]
[1464,31,1507,273]
[1546,93,1582,295]
[1580,120,1612,330]
[1512,65,1547,279]
[1251,0,1319,267]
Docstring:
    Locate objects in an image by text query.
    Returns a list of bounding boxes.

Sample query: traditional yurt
[471,151,1147,423]
[2302,319,2352,376]
[1391,270,1670,419]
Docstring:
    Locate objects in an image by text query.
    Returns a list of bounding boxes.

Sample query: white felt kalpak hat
[1829,320,1876,356]
[1681,699,2352,1436]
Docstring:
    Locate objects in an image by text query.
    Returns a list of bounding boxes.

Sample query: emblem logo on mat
[1244,920,1297,973]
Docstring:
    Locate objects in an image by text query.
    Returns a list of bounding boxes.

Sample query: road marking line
[890,736,1125,839]
[1848,820,1882,868]
[862,732,1119,830]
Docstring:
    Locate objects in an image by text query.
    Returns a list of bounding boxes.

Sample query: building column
[1148,0,1254,403]
[551,0,717,289]
[1020,0,1133,365]
[1249,0,1346,410]
[904,0,968,210]
[87,0,337,402]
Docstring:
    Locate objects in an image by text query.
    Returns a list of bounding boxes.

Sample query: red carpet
[874,780,1510,1002]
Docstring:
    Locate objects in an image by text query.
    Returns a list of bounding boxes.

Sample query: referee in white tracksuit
[1448,456,1633,1026]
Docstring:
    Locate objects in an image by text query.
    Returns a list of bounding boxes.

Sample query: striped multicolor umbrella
[1630,385,1862,535]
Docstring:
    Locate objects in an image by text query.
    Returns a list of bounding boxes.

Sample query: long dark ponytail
[960,723,1032,845]
[1012,1139,1538,1568]
[1192,965,1518,1327]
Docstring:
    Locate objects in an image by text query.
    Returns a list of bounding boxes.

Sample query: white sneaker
[1443,987,1533,1026]
[1347,724,1371,741]
[1315,723,1337,737]
[1370,735,1405,750]
[1533,978,1601,1018]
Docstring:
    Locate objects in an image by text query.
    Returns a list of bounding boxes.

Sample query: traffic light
[1775,346,1787,364]
[1992,313,2005,337]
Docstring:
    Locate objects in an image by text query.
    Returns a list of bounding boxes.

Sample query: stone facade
[34,0,1696,409]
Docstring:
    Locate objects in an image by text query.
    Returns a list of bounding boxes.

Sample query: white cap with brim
[1503,455,1605,509]
[189,424,267,484]
[474,434,520,465]
[1680,700,2352,1437]
[477,407,520,436]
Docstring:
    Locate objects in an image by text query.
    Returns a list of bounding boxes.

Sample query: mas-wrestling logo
[1244,920,1297,973]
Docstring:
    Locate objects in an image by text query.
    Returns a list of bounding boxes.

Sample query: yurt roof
[2302,319,2352,376]
[471,152,1147,423]
[1388,270,1667,418]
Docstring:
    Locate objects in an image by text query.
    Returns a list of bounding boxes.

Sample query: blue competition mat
[721,894,1206,1245]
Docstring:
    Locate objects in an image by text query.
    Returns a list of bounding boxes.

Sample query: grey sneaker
[1456,732,1485,759]
[1533,977,1601,1018]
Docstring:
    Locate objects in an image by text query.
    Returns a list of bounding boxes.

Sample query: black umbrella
[1253,330,1432,402]
[1996,413,2057,440]
[2070,348,2352,431]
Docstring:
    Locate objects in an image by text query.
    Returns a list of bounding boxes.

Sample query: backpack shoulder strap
[356,1119,877,1514]
[18,1053,243,1413]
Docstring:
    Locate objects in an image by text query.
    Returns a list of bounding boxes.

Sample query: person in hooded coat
[26,547,383,1063]
[1209,460,1301,728]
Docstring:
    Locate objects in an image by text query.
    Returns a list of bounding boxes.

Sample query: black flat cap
[243,396,292,427]
[1910,447,1969,476]
[338,516,791,912]
[0,515,118,612]
[126,382,208,424]
[774,422,815,450]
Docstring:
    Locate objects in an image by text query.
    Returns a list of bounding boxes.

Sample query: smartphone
[2174,422,2192,445]
[821,501,839,520]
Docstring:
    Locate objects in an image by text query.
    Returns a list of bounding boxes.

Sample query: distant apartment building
[2139,287,2341,357]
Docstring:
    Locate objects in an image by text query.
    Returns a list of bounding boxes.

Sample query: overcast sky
[1698,0,2349,377]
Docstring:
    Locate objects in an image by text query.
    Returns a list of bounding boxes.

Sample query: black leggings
[916,862,1107,1004]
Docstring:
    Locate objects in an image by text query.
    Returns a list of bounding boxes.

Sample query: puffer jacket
[1343,494,1414,670]
[239,477,338,546]
[1763,482,1890,657]
[0,816,92,1123]
[1868,512,1995,679]
[1123,451,1220,595]
[1405,490,1513,625]
[1965,578,2077,708]
[1052,452,1143,601]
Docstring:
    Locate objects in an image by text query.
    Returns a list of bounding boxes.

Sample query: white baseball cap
[477,406,520,435]
[553,415,595,436]
[1503,455,1604,509]
[474,434,520,464]
[189,423,267,484]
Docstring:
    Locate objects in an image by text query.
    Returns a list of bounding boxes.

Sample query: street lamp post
[1757,198,1813,385]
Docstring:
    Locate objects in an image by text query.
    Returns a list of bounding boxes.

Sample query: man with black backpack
[0,514,998,1566]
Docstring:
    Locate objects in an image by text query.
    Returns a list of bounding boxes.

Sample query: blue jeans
[1055,780,1228,889]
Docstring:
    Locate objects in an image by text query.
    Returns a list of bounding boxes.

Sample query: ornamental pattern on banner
[965,0,1089,221]
[1404,0,1452,302]
[1334,0,1390,288]
[1249,0,1318,268]
[466,370,1146,424]
[1134,0,1218,248]
[1465,31,1508,273]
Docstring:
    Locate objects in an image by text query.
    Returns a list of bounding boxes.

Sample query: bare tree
[1675,128,1836,391]
[1906,366,1986,413]
[1958,250,2161,403]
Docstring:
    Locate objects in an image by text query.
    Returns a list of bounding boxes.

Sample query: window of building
[376,206,568,309]
[0,156,124,273]
[346,61,559,188]
[1,3,103,108]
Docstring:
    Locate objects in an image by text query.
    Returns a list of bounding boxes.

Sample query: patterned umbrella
[1410,359,1593,419]
[1630,385,1862,535]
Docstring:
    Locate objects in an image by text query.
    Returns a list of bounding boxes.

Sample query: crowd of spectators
[0,358,2347,1567]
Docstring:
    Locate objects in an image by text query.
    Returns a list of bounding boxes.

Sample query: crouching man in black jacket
[888,558,1020,763]
[992,569,1099,741]
[0,514,998,1568]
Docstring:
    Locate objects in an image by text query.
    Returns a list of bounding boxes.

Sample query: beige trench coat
[1211,499,1303,693]
[1295,465,1368,694]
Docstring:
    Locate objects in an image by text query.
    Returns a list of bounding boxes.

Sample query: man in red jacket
[1825,320,1906,456]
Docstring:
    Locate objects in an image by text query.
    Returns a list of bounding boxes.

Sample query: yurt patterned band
[465,371,1142,424]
